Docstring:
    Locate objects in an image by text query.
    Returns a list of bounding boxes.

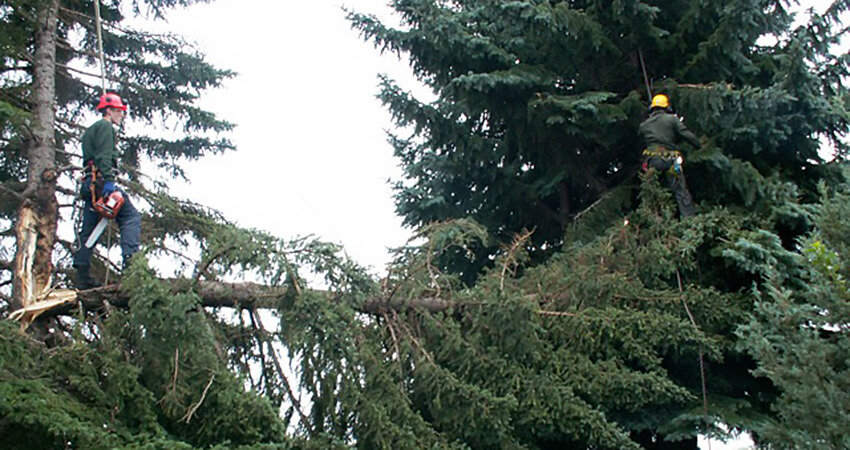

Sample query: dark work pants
[73,179,141,269]
[645,156,696,217]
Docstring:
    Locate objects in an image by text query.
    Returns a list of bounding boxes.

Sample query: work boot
[75,266,100,290]
[122,255,135,273]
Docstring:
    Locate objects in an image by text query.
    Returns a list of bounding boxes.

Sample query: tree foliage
[737,180,850,449]
[348,0,848,281]
[0,0,235,306]
[0,0,849,449]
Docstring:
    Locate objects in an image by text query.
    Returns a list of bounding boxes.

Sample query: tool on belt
[642,147,683,174]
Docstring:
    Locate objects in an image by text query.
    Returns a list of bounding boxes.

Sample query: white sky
[137,0,423,275]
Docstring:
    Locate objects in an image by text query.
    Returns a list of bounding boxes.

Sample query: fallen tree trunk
[9,279,455,328]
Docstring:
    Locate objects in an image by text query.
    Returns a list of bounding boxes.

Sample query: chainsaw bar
[85,217,108,248]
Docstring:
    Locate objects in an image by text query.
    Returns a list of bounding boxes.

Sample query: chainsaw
[84,191,125,248]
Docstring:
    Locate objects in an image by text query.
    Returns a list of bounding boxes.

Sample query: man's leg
[667,170,696,217]
[647,156,672,173]
[115,191,141,269]
[73,200,100,289]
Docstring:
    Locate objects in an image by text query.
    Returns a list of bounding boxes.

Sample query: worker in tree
[73,93,141,289]
[638,94,701,217]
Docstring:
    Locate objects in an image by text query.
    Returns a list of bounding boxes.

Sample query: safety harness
[87,162,100,204]
[641,147,681,159]
[641,147,683,176]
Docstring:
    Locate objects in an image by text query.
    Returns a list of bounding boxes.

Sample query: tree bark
[19,280,455,320]
[12,0,61,310]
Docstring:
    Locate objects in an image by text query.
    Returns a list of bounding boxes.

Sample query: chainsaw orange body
[94,191,124,219]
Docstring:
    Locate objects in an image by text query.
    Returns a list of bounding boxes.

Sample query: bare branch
[537,310,580,318]
[500,228,534,291]
[250,309,311,432]
[181,372,215,424]
[572,192,609,223]
[193,245,237,284]
[0,182,24,200]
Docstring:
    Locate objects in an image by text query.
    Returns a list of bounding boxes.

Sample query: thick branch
[75,279,286,311]
[26,279,455,319]
[359,295,452,314]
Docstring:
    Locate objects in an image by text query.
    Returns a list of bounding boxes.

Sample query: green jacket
[638,110,700,151]
[81,118,119,181]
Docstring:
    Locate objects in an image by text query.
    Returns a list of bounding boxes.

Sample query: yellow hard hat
[650,94,670,109]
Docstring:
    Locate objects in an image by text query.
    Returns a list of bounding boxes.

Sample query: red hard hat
[96,93,128,111]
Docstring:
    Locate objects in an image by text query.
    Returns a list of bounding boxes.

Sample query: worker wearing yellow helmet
[638,94,701,217]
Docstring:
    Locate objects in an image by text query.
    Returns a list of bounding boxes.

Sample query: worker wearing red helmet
[73,93,141,289]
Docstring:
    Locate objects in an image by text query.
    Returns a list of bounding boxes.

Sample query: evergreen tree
[340,0,850,447]
[738,180,850,449]
[348,0,848,280]
[0,0,234,310]
[0,1,848,449]
[0,0,309,448]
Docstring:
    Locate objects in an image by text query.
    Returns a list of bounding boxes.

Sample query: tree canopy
[1,0,849,449]
[348,0,848,281]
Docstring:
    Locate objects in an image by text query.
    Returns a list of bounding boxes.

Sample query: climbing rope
[93,0,113,285]
[93,0,106,95]
[104,223,113,285]
[73,1,108,255]
[677,269,711,450]
[637,46,653,102]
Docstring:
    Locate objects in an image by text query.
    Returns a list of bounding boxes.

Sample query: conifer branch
[55,63,132,87]
[58,6,135,35]
[13,281,459,318]
[55,116,87,133]
[181,372,215,423]
[383,312,405,382]
[55,40,103,61]
[0,182,25,200]
[500,228,534,291]
[170,349,180,403]
[537,310,580,318]
[193,245,237,284]
[572,193,609,223]
[250,309,311,432]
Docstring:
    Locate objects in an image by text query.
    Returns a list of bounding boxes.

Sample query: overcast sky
[138,0,423,275]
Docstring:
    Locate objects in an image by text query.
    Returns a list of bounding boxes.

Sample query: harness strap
[88,162,99,204]
[642,147,681,159]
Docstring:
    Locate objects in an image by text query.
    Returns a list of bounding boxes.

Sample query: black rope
[637,46,653,101]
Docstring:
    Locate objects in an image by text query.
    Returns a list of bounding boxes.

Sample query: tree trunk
[14,280,457,322]
[12,0,60,310]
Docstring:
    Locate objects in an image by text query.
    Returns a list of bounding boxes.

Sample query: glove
[102,181,116,196]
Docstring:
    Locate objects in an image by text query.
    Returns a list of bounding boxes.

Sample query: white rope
[94,0,112,285]
[93,0,106,94]
[104,223,112,285]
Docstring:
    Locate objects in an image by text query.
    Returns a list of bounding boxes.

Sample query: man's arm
[676,119,701,149]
